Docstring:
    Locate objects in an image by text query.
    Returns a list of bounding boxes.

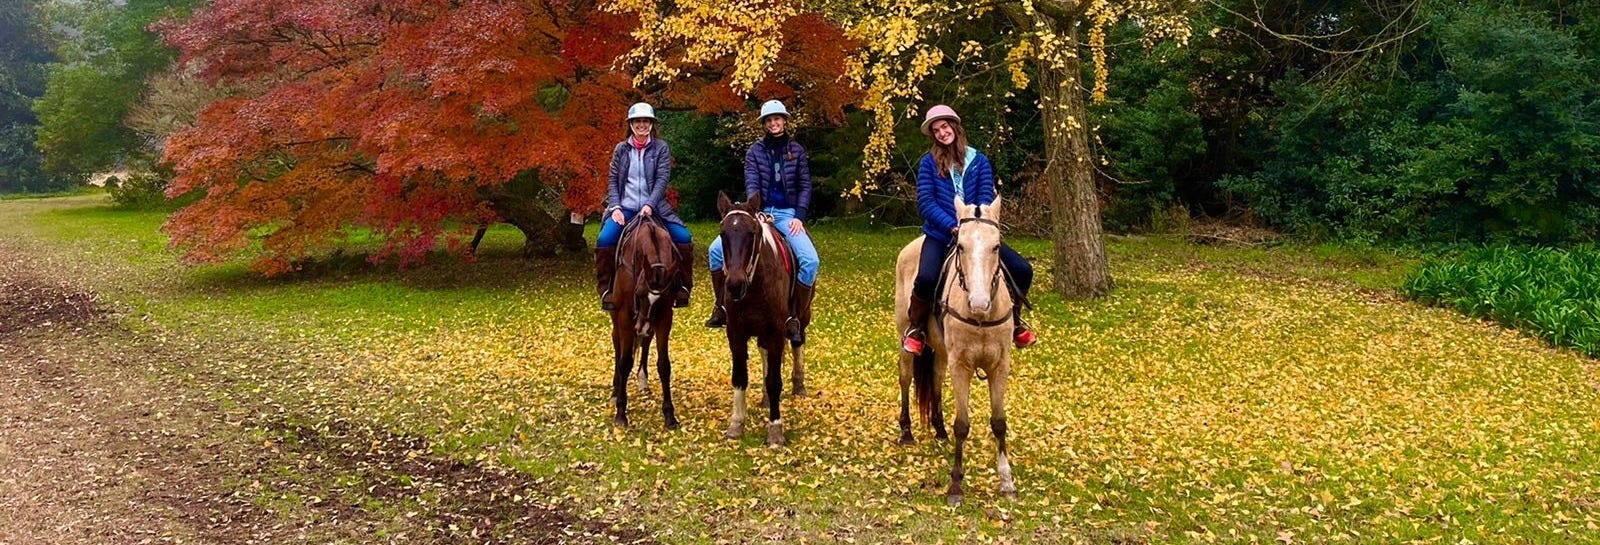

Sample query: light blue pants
[709,207,818,286]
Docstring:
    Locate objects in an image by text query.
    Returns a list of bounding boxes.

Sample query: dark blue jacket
[916,149,996,244]
[743,138,812,221]
[606,138,684,226]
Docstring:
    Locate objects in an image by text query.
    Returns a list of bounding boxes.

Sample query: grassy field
[4,195,1598,543]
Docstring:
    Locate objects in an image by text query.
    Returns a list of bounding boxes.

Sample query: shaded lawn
[3,195,1597,543]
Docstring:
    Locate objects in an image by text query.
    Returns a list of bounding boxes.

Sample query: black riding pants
[912,235,1034,302]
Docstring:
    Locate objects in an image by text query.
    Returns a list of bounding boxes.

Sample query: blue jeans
[708,207,819,286]
[596,209,692,248]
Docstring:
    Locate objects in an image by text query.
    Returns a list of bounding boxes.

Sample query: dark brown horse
[715,191,811,447]
[608,213,681,429]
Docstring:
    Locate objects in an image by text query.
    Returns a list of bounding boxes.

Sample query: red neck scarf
[630,135,650,150]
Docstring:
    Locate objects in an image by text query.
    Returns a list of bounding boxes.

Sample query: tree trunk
[1035,25,1113,299]
[478,186,588,258]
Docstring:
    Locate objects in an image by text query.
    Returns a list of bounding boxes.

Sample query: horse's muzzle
[728,279,751,302]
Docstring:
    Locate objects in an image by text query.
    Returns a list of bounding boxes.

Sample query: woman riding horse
[900,105,1037,355]
[596,102,694,311]
[706,100,819,344]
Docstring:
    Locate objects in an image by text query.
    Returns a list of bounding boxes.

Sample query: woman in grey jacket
[595,102,694,311]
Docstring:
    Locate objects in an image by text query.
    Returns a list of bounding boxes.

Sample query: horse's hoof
[946,494,964,507]
[934,430,949,441]
[613,416,629,428]
[1000,489,1018,502]
[765,423,787,447]
[791,386,807,397]
[898,431,915,445]
[724,423,744,440]
[664,417,680,430]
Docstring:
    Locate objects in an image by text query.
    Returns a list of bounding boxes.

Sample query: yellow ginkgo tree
[610,0,1193,298]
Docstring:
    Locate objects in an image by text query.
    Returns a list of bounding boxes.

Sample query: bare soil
[0,249,651,544]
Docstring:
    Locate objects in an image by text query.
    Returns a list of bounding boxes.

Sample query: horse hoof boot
[765,422,787,447]
[724,422,744,440]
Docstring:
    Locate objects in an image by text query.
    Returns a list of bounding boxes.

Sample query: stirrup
[600,289,616,311]
[786,316,804,344]
[704,306,726,328]
[674,287,690,308]
[901,328,926,355]
[1013,328,1037,348]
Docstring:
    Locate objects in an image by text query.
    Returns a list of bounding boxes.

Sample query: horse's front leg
[947,360,973,506]
[762,336,787,447]
[612,328,634,428]
[657,317,679,430]
[989,358,1015,499]
[725,332,750,440]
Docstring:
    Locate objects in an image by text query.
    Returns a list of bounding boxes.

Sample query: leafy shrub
[1404,245,1600,355]
[106,171,171,208]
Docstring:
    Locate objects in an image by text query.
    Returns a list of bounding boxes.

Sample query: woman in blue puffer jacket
[900,104,1037,355]
[705,100,819,343]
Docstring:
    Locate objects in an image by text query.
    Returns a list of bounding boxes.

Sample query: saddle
[757,213,799,281]
[614,213,681,261]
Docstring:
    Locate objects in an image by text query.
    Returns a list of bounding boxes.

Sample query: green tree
[33,0,201,178]
[0,0,64,192]
[1224,2,1600,243]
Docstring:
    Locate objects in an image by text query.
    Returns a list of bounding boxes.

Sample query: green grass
[5,195,1600,543]
[1405,245,1600,356]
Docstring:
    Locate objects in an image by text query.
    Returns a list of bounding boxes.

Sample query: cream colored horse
[894,196,1016,506]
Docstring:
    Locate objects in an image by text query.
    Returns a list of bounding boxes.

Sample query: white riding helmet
[627,102,656,122]
[758,100,790,123]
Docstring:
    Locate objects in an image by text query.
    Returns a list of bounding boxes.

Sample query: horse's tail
[913,347,936,427]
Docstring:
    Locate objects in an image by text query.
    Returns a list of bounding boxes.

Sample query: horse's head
[717,191,765,302]
[627,215,678,301]
[952,195,1005,313]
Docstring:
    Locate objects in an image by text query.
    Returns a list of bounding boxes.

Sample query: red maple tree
[159,0,855,274]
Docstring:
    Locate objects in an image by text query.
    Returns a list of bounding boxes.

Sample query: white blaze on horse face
[966,240,993,312]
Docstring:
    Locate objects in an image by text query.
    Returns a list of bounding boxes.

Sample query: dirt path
[0,251,651,545]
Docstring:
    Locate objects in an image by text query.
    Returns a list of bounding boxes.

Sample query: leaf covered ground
[3,195,1598,544]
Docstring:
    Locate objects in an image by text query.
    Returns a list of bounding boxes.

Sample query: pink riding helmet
[920,104,961,135]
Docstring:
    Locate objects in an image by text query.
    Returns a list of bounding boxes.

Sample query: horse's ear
[746,192,763,213]
[717,191,733,217]
[954,196,973,220]
[986,195,1002,223]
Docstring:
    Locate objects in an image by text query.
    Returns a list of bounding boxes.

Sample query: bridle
[720,209,771,295]
[618,215,680,301]
[941,216,1009,329]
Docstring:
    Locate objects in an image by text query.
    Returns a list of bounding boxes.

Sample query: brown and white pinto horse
[894,196,1016,506]
[715,191,811,447]
[608,213,682,430]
